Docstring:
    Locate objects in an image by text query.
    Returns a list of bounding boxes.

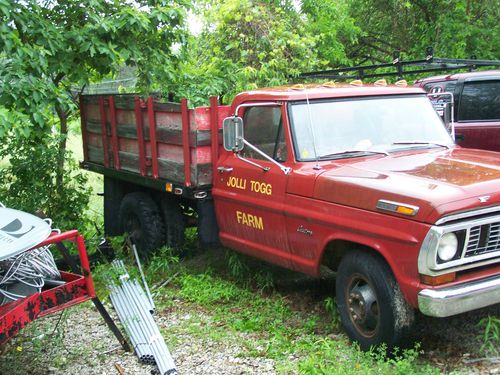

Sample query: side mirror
[223,116,244,152]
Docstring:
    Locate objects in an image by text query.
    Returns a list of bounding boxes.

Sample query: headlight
[437,232,458,261]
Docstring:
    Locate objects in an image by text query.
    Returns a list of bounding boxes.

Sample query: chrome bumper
[418,274,500,317]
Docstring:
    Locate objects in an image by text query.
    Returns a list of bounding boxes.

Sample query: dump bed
[80,95,230,191]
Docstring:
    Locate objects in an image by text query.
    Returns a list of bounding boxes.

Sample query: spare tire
[119,192,165,256]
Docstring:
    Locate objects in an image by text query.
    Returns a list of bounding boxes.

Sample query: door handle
[217,166,233,173]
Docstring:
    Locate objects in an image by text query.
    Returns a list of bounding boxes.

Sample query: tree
[165,0,320,105]
[300,0,361,67]
[0,0,188,225]
[346,0,500,64]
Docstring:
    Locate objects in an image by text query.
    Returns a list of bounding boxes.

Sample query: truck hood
[313,147,500,224]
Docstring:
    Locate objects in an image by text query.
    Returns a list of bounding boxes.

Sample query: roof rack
[299,47,500,81]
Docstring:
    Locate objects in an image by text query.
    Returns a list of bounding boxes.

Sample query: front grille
[465,222,500,257]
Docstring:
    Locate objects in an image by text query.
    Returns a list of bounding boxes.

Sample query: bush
[0,134,90,231]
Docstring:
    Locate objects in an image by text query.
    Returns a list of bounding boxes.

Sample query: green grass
[150,265,439,374]
[478,315,500,354]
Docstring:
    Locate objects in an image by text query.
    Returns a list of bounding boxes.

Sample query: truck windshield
[289,95,454,161]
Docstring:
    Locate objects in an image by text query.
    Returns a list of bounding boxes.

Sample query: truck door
[455,78,500,151]
[212,104,291,268]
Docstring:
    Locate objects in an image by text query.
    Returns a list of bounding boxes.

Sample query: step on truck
[80,83,500,349]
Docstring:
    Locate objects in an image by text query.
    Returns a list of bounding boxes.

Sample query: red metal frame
[108,96,121,170]
[99,97,110,168]
[181,98,192,187]
[147,97,160,179]
[134,96,147,176]
[0,230,96,345]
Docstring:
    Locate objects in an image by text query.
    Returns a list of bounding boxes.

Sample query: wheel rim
[345,273,379,338]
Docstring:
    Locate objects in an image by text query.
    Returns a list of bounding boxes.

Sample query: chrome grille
[465,222,500,257]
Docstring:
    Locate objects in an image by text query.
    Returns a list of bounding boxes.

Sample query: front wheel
[335,251,415,351]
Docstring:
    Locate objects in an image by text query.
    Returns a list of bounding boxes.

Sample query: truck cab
[216,83,500,349]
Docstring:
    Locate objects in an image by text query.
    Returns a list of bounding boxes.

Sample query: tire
[335,251,415,351]
[119,192,165,256]
[160,196,185,250]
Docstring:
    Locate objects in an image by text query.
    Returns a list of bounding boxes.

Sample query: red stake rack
[0,230,128,349]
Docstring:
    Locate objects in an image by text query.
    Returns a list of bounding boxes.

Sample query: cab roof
[415,69,500,85]
[231,83,425,106]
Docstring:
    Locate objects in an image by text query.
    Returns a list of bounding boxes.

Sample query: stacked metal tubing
[109,260,177,375]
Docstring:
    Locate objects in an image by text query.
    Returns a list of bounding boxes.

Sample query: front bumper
[418,274,500,317]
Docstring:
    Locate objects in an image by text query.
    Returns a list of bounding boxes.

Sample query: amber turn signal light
[420,272,456,286]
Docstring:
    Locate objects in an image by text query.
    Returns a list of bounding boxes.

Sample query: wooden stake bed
[80,94,230,190]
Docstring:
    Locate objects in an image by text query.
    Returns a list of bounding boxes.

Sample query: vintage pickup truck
[80,82,500,349]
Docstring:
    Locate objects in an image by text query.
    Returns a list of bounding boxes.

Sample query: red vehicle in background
[415,70,500,151]
[80,71,500,350]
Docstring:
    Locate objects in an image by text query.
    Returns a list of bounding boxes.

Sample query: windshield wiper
[391,141,450,149]
[319,149,389,160]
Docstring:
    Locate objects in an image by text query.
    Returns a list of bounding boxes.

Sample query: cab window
[241,106,287,162]
[459,80,500,121]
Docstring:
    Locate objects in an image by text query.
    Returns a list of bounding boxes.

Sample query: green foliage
[147,246,180,277]
[179,272,241,304]
[0,0,188,132]
[346,0,500,64]
[166,0,321,105]
[226,251,274,291]
[297,340,437,375]
[0,0,188,221]
[301,0,361,66]
[0,134,90,230]
[478,315,500,354]
[324,296,341,328]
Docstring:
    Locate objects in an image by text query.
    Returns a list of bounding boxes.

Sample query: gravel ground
[0,303,278,375]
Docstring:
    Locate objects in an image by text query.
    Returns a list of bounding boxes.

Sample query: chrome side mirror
[222,117,244,152]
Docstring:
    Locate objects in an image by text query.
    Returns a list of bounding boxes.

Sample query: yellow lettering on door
[236,211,264,230]
[250,180,272,195]
[227,176,247,190]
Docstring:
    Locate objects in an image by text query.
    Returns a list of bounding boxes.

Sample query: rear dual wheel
[335,251,415,350]
[119,192,186,256]
[119,192,165,256]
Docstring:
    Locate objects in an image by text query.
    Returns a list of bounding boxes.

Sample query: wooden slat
[98,97,110,168]
[85,120,212,146]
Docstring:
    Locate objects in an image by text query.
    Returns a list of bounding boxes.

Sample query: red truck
[80,83,500,350]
